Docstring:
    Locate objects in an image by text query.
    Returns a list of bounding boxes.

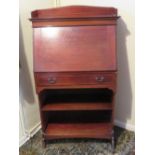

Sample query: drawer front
[35,72,115,86]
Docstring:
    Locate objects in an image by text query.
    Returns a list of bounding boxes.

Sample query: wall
[19,0,56,146]
[58,0,135,130]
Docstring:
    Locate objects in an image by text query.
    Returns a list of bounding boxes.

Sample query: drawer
[35,72,115,86]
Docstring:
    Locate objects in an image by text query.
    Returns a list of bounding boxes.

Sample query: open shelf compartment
[43,110,113,139]
[40,88,113,111]
[44,123,112,139]
[40,88,114,139]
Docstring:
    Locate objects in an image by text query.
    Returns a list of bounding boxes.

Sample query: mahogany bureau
[30,6,119,148]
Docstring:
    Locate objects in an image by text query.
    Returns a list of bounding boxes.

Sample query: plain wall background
[19,0,134,146]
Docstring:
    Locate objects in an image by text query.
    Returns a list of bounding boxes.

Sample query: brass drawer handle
[96,76,105,82]
[48,77,56,84]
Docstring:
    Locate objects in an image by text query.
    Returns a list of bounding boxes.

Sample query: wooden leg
[111,130,115,153]
[42,131,46,148]
[42,139,46,148]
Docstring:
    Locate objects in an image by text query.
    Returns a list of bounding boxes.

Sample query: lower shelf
[44,123,113,139]
[42,102,112,111]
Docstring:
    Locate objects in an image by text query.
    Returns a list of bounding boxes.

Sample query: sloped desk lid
[33,26,117,72]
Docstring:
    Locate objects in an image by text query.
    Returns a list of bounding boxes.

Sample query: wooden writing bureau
[30,6,119,147]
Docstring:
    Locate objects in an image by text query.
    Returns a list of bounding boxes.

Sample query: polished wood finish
[35,72,116,86]
[31,6,117,19]
[34,26,116,72]
[30,6,118,146]
[32,19,117,27]
[30,6,118,27]
[45,123,112,139]
[42,103,112,111]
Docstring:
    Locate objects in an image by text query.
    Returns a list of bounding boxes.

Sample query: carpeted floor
[19,126,134,155]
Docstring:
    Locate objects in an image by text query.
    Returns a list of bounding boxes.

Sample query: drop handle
[96,76,105,82]
[48,77,56,84]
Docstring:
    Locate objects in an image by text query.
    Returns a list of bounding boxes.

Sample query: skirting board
[28,122,41,138]
[19,122,41,147]
[19,135,29,148]
[114,120,135,131]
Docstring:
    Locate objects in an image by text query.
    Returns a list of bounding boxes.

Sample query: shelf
[44,123,112,139]
[42,102,112,111]
[40,88,113,140]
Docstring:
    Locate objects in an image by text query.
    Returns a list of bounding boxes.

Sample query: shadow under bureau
[30,6,119,148]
